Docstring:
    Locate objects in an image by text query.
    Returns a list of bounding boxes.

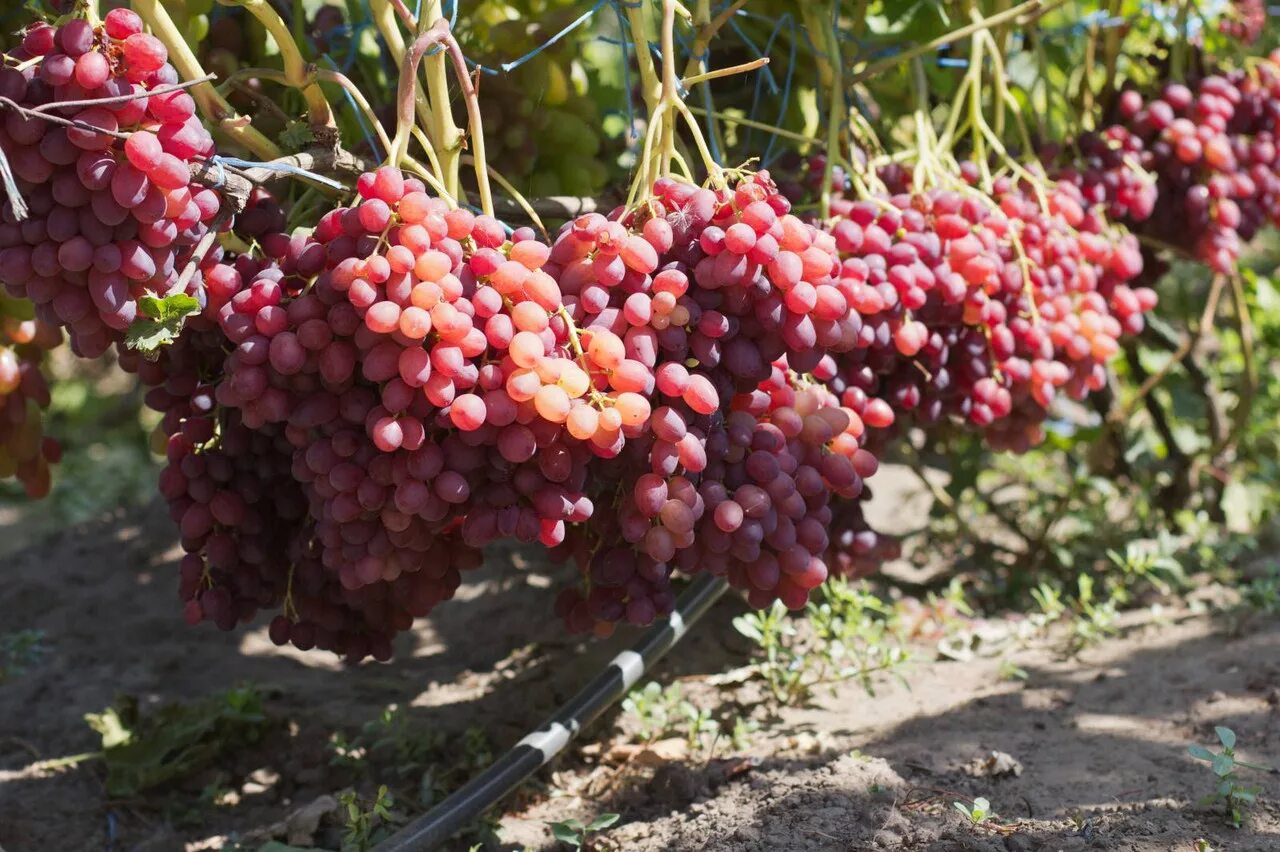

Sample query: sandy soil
[1,497,1279,852]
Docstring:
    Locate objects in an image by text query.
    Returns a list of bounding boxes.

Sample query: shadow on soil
[0,504,747,850]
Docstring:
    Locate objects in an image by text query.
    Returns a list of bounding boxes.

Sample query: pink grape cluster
[134,168,891,657]
[545,174,880,630]
[0,300,61,497]
[825,170,1155,453]
[0,12,223,357]
[1220,0,1266,44]
[1060,55,1280,275]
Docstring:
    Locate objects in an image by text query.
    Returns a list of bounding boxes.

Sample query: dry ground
[1,495,1278,852]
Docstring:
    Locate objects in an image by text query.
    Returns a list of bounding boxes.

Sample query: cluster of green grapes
[457,0,613,198]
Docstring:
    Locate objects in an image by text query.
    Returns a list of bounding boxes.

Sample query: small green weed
[1188,726,1271,828]
[339,785,401,851]
[329,706,496,845]
[82,685,270,797]
[549,813,620,849]
[0,629,46,683]
[732,579,909,708]
[620,680,738,756]
[997,658,1028,681]
[954,796,993,825]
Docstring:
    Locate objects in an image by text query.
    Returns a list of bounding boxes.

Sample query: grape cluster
[0,296,60,497]
[123,165,890,656]
[461,5,611,197]
[1220,0,1267,44]
[1061,55,1280,275]
[0,12,223,357]
[822,171,1155,453]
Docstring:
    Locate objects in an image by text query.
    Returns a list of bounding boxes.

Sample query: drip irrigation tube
[375,573,730,851]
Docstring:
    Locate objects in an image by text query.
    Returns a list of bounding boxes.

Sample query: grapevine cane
[419,0,466,199]
[389,19,453,183]
[385,17,493,216]
[216,0,335,129]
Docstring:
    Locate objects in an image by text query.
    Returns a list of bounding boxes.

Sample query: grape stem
[131,0,283,161]
[389,15,493,216]
[680,57,769,88]
[0,145,27,222]
[625,1,662,117]
[1209,273,1257,460]
[847,0,1047,85]
[420,0,466,202]
[170,226,222,299]
[217,0,335,129]
[555,305,609,407]
[367,0,437,165]
[803,2,842,220]
[680,0,746,156]
[627,0,726,206]
[31,74,215,114]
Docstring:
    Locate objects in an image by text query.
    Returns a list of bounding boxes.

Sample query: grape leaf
[126,293,201,358]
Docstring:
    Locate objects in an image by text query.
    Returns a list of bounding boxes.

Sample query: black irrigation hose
[375,574,730,851]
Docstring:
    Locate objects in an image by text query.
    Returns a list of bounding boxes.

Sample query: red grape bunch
[1060,56,1280,276]
[0,11,223,357]
[127,165,892,655]
[825,169,1154,453]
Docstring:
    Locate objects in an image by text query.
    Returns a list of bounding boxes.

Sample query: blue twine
[500,0,610,72]
[611,0,637,149]
[211,156,349,191]
[207,157,227,189]
[755,13,797,164]
[727,16,779,94]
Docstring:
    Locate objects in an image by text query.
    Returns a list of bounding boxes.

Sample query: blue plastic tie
[611,0,637,149]
[500,0,609,73]
[211,156,349,191]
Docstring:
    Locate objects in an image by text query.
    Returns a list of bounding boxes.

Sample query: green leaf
[587,813,620,831]
[279,121,316,152]
[732,615,763,642]
[84,688,268,797]
[85,707,134,750]
[1212,753,1236,777]
[1216,727,1237,750]
[256,843,325,852]
[1187,744,1216,762]
[126,294,201,357]
[550,820,584,846]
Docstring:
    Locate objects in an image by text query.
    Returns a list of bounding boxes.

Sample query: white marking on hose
[612,649,645,689]
[517,721,578,764]
[669,609,686,638]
